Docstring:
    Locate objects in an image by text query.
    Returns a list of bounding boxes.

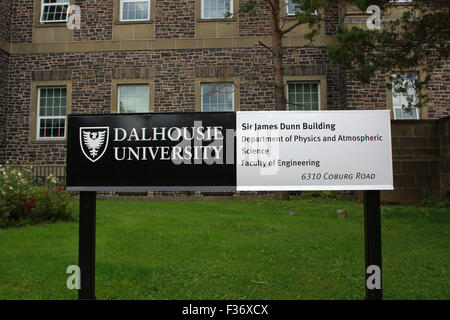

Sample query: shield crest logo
[79,127,110,163]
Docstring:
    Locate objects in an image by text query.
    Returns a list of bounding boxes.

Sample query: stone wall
[237,1,340,37]
[9,0,342,42]
[155,0,195,38]
[345,71,388,110]
[324,4,340,36]
[2,46,341,165]
[382,117,450,203]
[0,0,11,42]
[343,59,450,120]
[238,0,272,37]
[0,49,8,163]
[0,0,10,162]
[10,0,33,43]
[73,0,114,41]
[426,56,450,119]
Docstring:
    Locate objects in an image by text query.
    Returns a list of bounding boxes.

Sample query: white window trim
[40,0,70,24]
[201,0,234,20]
[117,84,150,113]
[392,105,420,120]
[286,81,321,111]
[392,92,420,120]
[37,86,67,140]
[201,83,235,112]
[119,0,151,22]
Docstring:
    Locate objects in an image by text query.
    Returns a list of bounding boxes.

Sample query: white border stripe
[237,185,394,191]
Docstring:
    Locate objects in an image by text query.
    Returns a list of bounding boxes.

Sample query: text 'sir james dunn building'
[0,0,448,203]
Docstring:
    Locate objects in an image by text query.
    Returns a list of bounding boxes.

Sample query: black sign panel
[66,112,236,191]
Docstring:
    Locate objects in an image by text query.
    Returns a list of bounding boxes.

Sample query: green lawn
[0,198,448,300]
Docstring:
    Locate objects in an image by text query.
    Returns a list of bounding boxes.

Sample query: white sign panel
[236,110,393,191]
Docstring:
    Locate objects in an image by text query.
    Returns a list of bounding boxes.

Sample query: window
[201,0,233,19]
[201,83,234,111]
[392,74,419,120]
[40,0,70,23]
[286,0,300,16]
[118,85,150,113]
[120,0,150,22]
[37,87,67,139]
[287,82,320,110]
[286,0,317,16]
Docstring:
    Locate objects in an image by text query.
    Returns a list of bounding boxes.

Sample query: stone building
[0,1,448,202]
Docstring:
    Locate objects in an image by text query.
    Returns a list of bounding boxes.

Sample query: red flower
[22,197,36,212]
[57,187,63,191]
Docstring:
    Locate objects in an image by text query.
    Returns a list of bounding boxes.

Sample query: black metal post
[363,190,382,300]
[78,191,96,300]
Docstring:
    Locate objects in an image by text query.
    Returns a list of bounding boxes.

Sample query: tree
[326,0,450,110]
[240,0,324,111]
[239,0,449,110]
[238,0,331,200]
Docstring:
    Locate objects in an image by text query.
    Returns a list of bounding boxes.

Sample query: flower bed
[0,165,73,228]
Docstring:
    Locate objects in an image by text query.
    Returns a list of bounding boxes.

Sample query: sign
[66,111,393,191]
[67,112,236,191]
[236,111,393,190]
[70,111,389,300]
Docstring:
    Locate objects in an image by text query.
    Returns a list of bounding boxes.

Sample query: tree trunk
[269,1,289,200]
[269,0,287,111]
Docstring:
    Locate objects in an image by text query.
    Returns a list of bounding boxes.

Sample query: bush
[299,190,342,200]
[0,165,73,228]
[421,196,450,209]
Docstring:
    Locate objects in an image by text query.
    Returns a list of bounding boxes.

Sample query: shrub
[0,165,73,228]
[421,196,450,209]
[299,190,342,200]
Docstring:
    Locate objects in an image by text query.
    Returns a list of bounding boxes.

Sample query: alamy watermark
[366,5,382,30]
[66,5,81,30]
[366,265,381,290]
[66,265,81,290]
[80,121,283,176]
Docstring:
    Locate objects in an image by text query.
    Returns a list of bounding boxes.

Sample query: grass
[0,198,448,300]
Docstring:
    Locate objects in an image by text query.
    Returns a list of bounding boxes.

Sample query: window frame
[30,80,71,143]
[391,73,420,120]
[36,86,68,141]
[111,79,154,114]
[201,0,234,20]
[286,0,299,16]
[117,84,150,113]
[392,106,420,120]
[286,81,321,111]
[200,82,235,112]
[40,0,70,24]
[285,0,318,17]
[119,0,151,22]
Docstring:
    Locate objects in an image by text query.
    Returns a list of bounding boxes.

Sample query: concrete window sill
[115,20,153,25]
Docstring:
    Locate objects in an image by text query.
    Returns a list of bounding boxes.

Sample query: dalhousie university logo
[80,127,109,162]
